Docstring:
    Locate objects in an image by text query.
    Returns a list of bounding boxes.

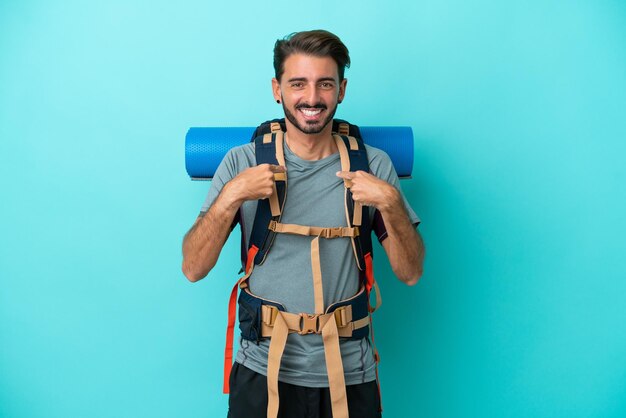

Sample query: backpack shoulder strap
[248,131,287,266]
[333,130,373,272]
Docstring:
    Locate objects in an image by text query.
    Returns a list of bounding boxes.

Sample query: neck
[284,120,337,161]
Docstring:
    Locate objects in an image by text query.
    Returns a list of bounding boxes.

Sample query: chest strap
[268,221,359,238]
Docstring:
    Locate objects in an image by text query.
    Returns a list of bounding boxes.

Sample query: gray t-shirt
[201,140,420,387]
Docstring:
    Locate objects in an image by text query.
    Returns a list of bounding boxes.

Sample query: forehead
[282,53,339,81]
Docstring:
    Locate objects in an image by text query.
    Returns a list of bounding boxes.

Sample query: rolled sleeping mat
[185,126,414,179]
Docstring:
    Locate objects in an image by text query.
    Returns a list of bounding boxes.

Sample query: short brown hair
[273,30,351,82]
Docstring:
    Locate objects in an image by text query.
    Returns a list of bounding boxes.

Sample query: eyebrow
[286,77,336,83]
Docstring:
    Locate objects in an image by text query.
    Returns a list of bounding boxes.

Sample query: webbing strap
[353,202,363,226]
[347,135,359,150]
[364,253,375,297]
[370,311,383,414]
[363,250,383,412]
[266,313,289,418]
[364,252,382,313]
[223,245,258,394]
[223,280,239,394]
[268,131,286,217]
[344,188,363,271]
[334,135,352,188]
[338,122,350,136]
[269,182,280,216]
[270,122,282,133]
[311,236,324,314]
[334,134,363,227]
[322,317,349,418]
[370,281,382,313]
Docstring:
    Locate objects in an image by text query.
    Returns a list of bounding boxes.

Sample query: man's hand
[181,164,286,282]
[336,169,424,285]
[226,164,286,204]
[336,170,398,211]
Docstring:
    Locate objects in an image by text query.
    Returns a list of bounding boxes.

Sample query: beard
[282,99,338,135]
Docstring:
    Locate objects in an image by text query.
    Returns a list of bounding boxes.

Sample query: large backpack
[223,119,382,418]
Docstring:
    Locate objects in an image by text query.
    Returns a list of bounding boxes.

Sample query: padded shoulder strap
[334,134,373,271]
[248,132,287,266]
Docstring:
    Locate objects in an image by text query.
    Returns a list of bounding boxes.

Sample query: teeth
[301,108,322,116]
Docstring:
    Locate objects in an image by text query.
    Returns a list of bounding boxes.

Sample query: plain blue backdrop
[1,1,625,417]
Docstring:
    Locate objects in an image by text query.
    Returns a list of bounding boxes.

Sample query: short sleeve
[199,143,256,215]
[365,145,420,244]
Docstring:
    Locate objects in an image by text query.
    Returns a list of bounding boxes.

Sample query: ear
[338,78,347,103]
[272,78,281,102]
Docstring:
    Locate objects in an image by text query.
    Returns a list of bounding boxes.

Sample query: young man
[182,30,425,418]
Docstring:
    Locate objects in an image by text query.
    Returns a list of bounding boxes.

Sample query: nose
[305,83,321,105]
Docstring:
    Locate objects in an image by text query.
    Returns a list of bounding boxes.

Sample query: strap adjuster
[262,305,279,327]
[333,307,349,328]
[322,227,341,239]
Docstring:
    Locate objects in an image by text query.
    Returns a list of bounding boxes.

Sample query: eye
[291,82,304,89]
[320,82,334,89]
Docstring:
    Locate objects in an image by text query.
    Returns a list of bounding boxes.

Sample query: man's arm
[182,164,286,282]
[378,203,425,286]
[336,170,425,285]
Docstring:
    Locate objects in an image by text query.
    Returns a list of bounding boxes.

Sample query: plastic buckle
[322,227,342,239]
[298,313,320,335]
[268,220,278,231]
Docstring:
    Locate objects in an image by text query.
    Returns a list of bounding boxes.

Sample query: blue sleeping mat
[185,126,414,179]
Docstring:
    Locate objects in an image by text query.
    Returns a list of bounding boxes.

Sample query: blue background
[1,1,625,417]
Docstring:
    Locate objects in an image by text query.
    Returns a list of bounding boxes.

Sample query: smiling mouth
[300,108,323,117]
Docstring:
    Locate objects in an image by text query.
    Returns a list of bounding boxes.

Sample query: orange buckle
[298,313,320,335]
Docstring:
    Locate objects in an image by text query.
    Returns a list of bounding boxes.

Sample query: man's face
[272,54,347,135]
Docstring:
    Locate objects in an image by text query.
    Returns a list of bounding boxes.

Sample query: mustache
[295,103,327,110]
